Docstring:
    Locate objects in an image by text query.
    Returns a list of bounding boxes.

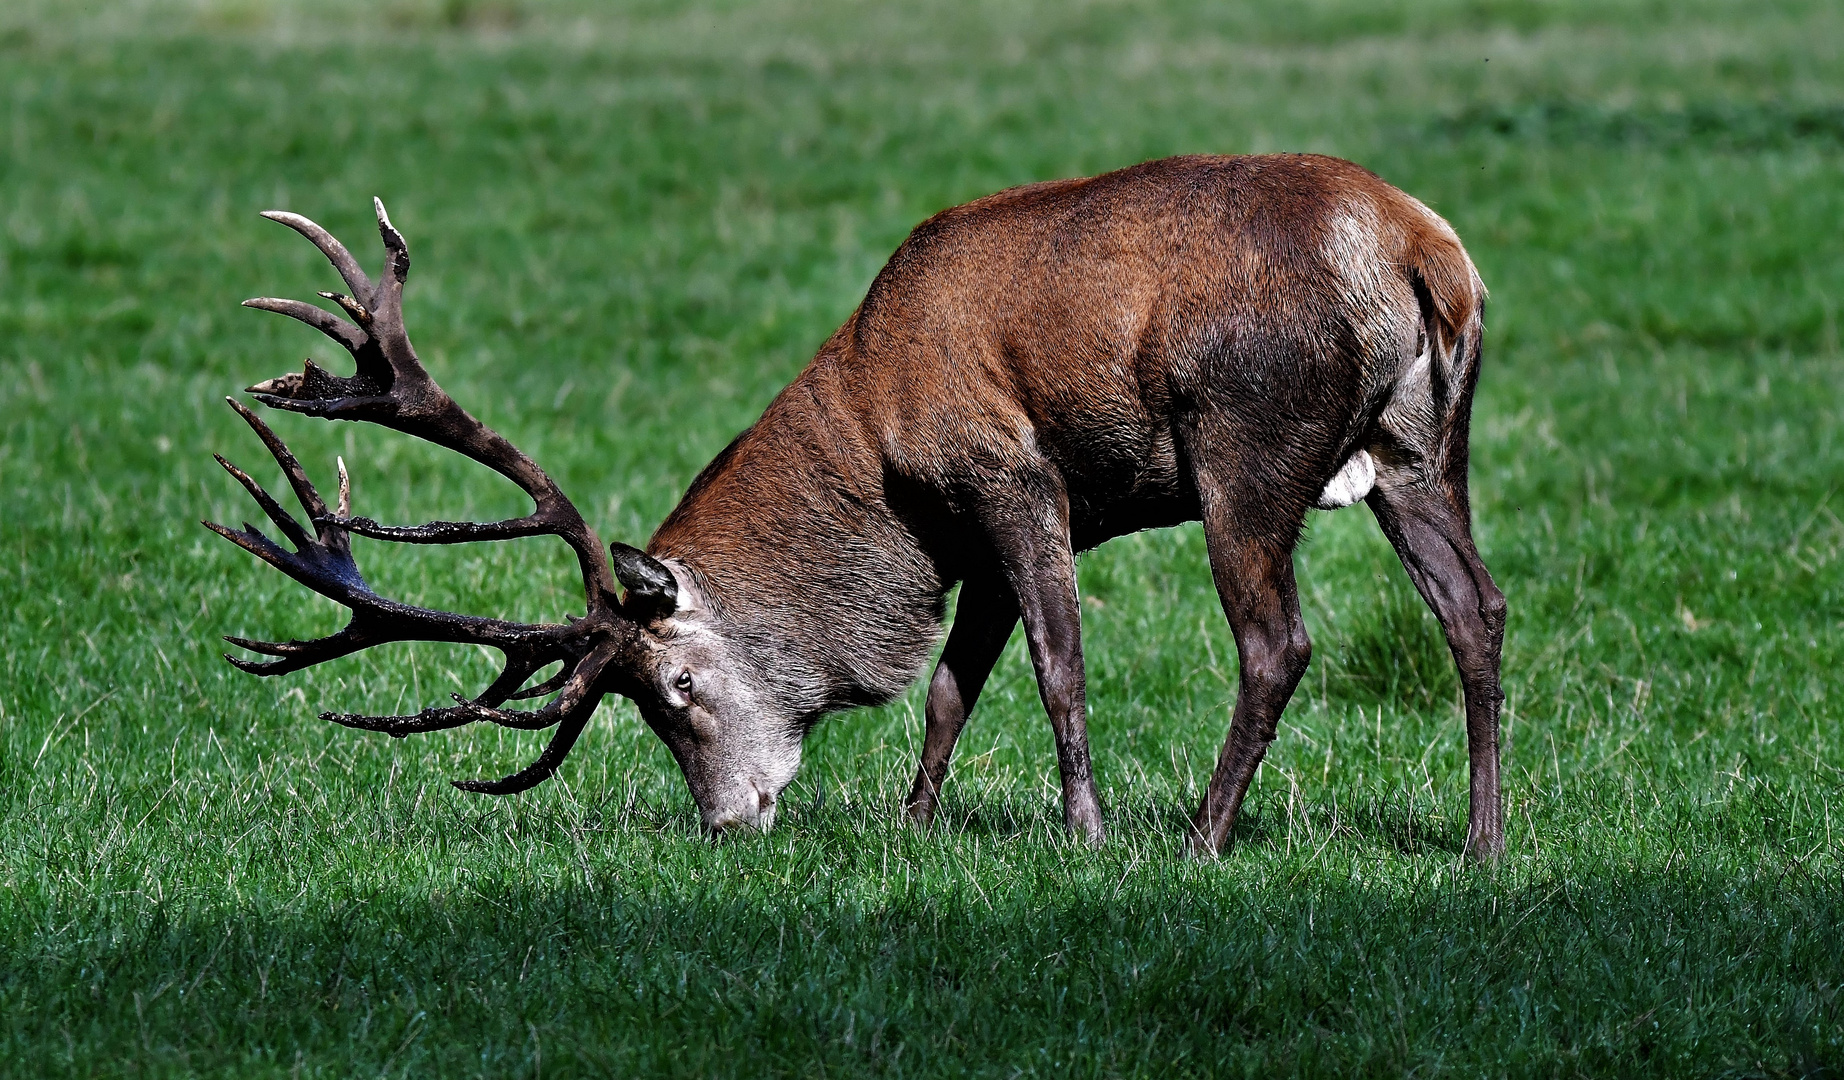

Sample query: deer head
[207,202,798,828]
[607,554,807,831]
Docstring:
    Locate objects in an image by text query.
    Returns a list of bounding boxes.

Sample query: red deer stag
[208,154,1506,857]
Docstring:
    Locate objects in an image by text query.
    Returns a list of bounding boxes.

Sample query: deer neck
[648,379,948,719]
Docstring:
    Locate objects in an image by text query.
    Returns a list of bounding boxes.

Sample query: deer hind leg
[1185,518,1314,856]
[1366,474,1507,858]
[1177,416,1319,856]
[905,575,1020,825]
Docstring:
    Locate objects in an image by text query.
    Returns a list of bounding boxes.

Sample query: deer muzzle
[701,779,778,834]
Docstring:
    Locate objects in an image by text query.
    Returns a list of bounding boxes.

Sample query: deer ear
[610,542,678,615]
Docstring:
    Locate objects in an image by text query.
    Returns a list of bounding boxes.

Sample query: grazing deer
[208,154,1506,857]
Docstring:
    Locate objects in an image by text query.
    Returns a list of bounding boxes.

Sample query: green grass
[3,0,1842,1075]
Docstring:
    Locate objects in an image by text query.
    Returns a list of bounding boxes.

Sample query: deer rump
[211,154,1508,857]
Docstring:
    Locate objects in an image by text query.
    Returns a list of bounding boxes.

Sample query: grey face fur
[627,563,805,833]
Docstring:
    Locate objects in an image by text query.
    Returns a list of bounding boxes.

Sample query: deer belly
[1061,425,1198,546]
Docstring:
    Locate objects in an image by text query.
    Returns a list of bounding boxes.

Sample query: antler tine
[451,641,619,795]
[320,292,371,325]
[507,664,573,701]
[332,514,553,545]
[473,653,551,708]
[225,633,322,656]
[260,210,376,303]
[323,696,560,737]
[223,397,334,531]
[222,625,375,676]
[211,453,313,551]
[452,709,594,795]
[454,644,586,712]
[322,643,602,740]
[323,707,479,737]
[368,198,412,339]
[374,198,407,277]
[240,297,366,354]
[202,517,303,579]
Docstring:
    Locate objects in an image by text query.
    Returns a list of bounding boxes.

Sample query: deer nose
[702,782,776,835]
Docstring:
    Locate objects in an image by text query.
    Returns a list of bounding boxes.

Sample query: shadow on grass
[1232,794,1470,859]
[911,789,1472,860]
[6,846,1838,1078]
[931,750,1485,865]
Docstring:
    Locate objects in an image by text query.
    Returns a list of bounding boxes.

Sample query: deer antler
[205,200,632,795]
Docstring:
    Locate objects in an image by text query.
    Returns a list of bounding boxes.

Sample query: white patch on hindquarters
[1316,449,1375,510]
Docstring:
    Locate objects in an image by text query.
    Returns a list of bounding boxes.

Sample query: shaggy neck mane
[647,337,948,719]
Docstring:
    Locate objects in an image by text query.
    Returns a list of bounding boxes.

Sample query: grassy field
[3,0,1842,1074]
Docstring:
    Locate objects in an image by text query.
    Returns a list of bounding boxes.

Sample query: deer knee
[1479,582,1507,641]
[924,663,967,728]
[1245,625,1312,691]
[1281,627,1312,682]
[1453,584,1506,703]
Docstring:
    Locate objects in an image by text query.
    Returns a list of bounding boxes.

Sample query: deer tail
[1393,200,1488,502]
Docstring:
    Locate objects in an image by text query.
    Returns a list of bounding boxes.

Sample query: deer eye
[674,669,694,694]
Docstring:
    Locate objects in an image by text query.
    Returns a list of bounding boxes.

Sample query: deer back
[653,153,1481,617]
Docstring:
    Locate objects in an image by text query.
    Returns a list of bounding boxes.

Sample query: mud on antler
[206,200,636,794]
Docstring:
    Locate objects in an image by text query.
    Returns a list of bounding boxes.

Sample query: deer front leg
[980,488,1105,845]
[905,576,1019,825]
